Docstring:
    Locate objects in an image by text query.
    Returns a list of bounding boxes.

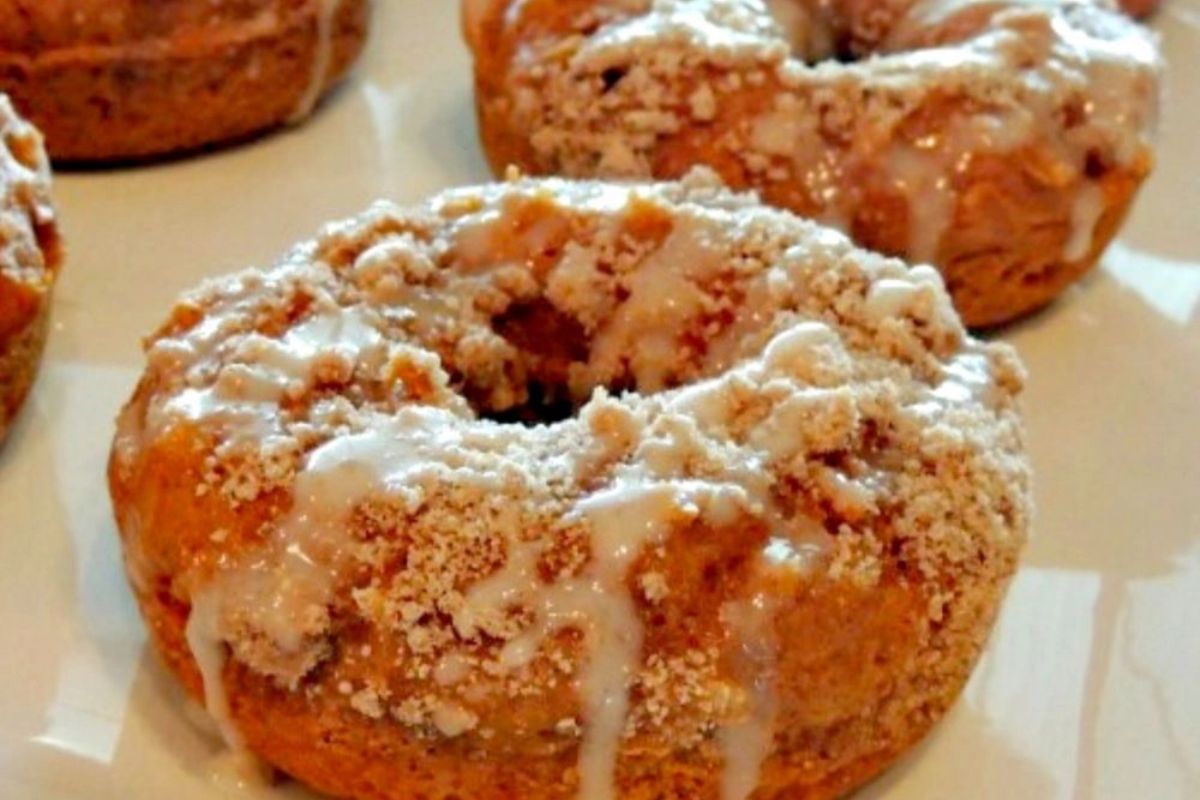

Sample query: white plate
[1,2,1197,798]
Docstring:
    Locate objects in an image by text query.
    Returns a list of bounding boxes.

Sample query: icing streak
[718,593,779,800]
[573,484,702,800]
[185,588,244,752]
[290,0,343,123]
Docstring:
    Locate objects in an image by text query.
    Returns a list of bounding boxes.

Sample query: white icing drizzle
[185,588,245,752]
[886,144,954,266]
[717,515,828,800]
[1064,181,1105,262]
[572,484,701,800]
[718,592,779,800]
[589,214,726,392]
[153,304,386,440]
[185,590,298,784]
[290,0,343,124]
[933,350,995,405]
[870,4,1156,260]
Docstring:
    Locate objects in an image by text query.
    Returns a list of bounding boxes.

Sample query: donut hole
[471,299,605,426]
[600,67,627,92]
[766,0,857,64]
[1084,150,1109,180]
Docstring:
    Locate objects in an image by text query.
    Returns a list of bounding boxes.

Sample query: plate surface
[1,2,1197,798]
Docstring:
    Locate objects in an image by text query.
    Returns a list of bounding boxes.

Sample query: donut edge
[0,0,370,163]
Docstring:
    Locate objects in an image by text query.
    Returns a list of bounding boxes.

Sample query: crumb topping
[0,94,57,300]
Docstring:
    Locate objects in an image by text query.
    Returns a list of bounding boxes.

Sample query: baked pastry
[0,95,60,444]
[0,0,370,162]
[464,0,1162,326]
[109,172,1031,799]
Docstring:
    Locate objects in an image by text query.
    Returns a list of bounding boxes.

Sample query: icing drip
[185,588,244,752]
[1064,181,1105,262]
[716,512,826,800]
[184,591,275,782]
[290,0,343,123]
[718,592,779,800]
[885,144,954,265]
[572,484,698,800]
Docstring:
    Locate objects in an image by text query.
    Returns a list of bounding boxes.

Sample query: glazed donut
[109,172,1031,800]
[464,0,1162,327]
[0,95,60,445]
[0,0,370,162]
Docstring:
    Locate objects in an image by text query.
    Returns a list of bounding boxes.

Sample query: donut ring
[109,173,1031,800]
[0,0,369,162]
[464,0,1162,326]
[0,95,61,445]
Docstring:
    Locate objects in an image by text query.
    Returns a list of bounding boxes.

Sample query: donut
[109,172,1031,800]
[0,95,60,444]
[463,0,1162,327]
[0,0,370,162]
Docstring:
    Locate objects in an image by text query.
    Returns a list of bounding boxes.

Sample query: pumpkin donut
[0,94,60,445]
[109,172,1031,799]
[0,0,370,162]
[464,0,1162,326]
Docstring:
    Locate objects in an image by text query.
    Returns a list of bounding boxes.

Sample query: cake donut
[0,95,60,445]
[464,0,1162,326]
[109,172,1031,800]
[0,0,370,162]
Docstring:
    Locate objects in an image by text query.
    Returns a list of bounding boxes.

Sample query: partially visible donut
[0,95,60,445]
[0,0,370,162]
[464,0,1162,326]
[110,172,1031,800]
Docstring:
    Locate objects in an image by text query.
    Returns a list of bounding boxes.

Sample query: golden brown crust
[116,477,1013,800]
[110,174,1030,799]
[1119,0,1162,18]
[0,0,369,162]
[465,0,1162,327]
[0,94,59,444]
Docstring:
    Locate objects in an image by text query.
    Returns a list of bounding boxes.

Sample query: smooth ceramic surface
[1,2,1197,798]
